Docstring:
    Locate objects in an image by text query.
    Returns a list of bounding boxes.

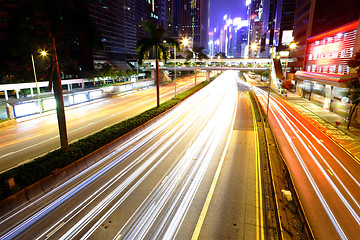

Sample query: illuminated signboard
[282,30,294,45]
[306,20,358,75]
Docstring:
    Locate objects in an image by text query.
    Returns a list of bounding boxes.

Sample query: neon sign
[306,20,358,75]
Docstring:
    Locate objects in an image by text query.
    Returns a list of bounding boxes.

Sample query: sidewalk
[282,91,360,161]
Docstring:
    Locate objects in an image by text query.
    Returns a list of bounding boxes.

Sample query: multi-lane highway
[0,71,265,239]
[0,75,205,172]
[255,87,360,239]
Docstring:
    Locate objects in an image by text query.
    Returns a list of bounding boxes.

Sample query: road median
[0,81,211,210]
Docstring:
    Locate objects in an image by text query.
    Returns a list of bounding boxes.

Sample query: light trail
[0,77,198,163]
[1,78,213,240]
[0,72,237,240]
[108,72,237,240]
[254,87,360,238]
[60,93,216,240]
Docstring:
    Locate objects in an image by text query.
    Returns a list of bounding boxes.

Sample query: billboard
[305,20,359,75]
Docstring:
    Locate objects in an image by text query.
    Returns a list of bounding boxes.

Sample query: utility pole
[51,35,69,151]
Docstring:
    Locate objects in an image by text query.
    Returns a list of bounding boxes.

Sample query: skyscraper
[247,0,262,57]
[169,0,210,48]
[89,0,165,69]
[258,0,296,58]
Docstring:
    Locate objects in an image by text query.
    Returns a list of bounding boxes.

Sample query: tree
[185,45,208,86]
[137,20,178,107]
[345,51,360,129]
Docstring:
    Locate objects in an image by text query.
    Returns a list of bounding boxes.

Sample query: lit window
[340,49,346,58]
[329,65,336,73]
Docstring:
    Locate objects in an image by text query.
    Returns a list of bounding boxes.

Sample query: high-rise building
[247,0,262,57]
[258,0,296,58]
[273,0,296,50]
[223,17,248,58]
[259,0,277,57]
[290,0,359,72]
[0,0,166,76]
[288,0,316,72]
[236,24,249,58]
[311,0,359,37]
[89,0,165,69]
[169,0,210,48]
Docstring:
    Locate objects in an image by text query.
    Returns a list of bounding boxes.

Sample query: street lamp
[182,37,189,48]
[164,39,180,99]
[284,42,296,80]
[31,50,47,114]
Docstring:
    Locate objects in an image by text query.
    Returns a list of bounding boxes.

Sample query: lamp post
[164,39,180,99]
[31,50,47,114]
[284,42,296,80]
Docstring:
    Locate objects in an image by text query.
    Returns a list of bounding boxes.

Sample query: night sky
[210,0,247,29]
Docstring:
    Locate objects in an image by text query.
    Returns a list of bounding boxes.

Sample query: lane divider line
[191,84,238,240]
[250,93,265,239]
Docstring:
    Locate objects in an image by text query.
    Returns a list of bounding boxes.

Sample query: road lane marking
[191,85,237,240]
[46,222,65,238]
[249,93,265,239]
[327,169,334,176]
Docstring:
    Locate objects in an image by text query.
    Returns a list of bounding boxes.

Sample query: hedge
[0,119,11,124]
[0,81,210,200]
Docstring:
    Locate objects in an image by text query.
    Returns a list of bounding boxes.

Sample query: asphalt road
[0,75,205,172]
[198,80,265,239]
[1,71,262,239]
[255,87,360,239]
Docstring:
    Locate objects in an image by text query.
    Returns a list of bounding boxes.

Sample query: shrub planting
[0,81,209,200]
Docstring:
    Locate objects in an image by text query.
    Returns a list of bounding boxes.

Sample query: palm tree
[185,45,208,86]
[137,20,178,107]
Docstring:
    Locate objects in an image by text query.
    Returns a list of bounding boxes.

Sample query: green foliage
[0,119,11,123]
[345,77,360,106]
[185,45,208,63]
[346,51,360,105]
[262,70,270,77]
[210,73,221,81]
[0,81,210,201]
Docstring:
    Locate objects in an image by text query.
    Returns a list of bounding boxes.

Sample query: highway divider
[0,81,210,209]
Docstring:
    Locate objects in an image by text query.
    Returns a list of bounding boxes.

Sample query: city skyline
[210,0,247,29]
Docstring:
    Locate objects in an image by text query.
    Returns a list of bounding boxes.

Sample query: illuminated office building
[88,0,165,69]
[169,0,210,48]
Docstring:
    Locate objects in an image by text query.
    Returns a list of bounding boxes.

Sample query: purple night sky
[210,0,247,29]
